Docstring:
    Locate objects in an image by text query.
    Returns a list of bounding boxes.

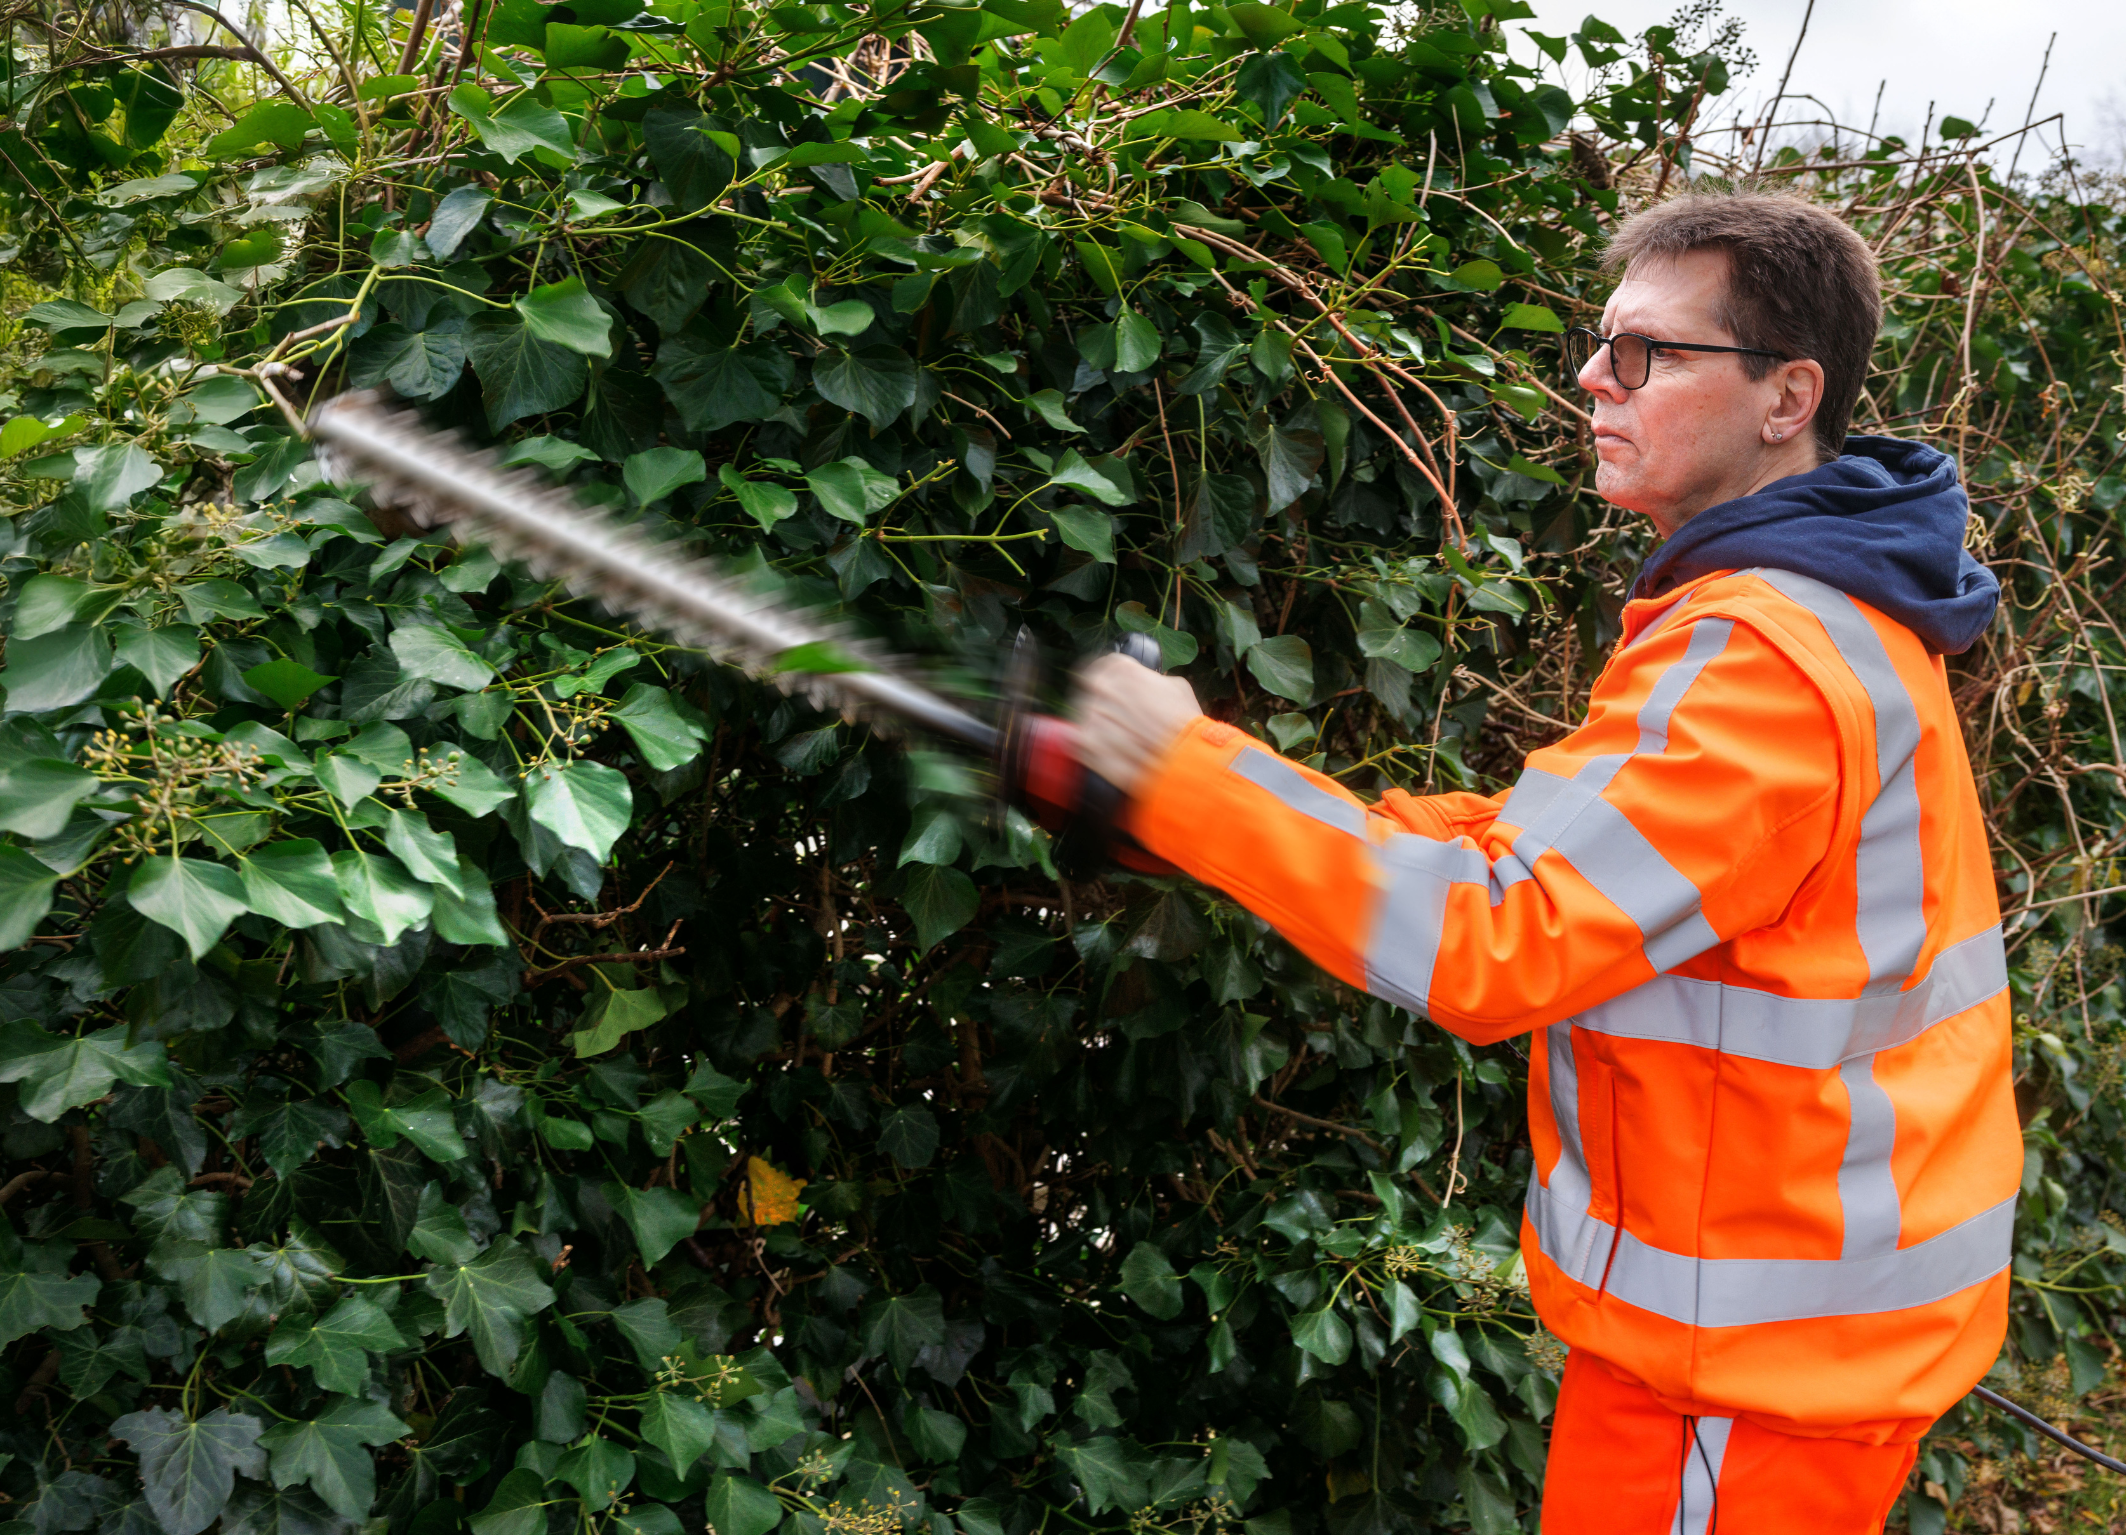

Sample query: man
[1070,187,2019,1532]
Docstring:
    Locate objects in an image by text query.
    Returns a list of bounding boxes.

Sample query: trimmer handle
[998,631,1178,877]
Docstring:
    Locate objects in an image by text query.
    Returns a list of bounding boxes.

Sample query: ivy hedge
[0,1,2120,1533]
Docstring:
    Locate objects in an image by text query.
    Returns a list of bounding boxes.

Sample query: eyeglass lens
[1565,331,1651,389]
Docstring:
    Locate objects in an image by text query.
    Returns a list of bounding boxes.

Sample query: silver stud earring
[1770,431,1782,441]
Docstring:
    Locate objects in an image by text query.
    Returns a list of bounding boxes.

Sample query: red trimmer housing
[995,631,1179,878]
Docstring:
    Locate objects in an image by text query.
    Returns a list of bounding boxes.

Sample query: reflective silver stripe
[1361,837,1491,1012]
[1672,1417,1731,1535]
[1634,618,1734,751]
[1526,1178,2015,1326]
[1837,1057,1903,1257]
[1753,571,1930,992]
[1550,798,1722,973]
[1538,1023,1609,1284]
[1570,925,2007,1068]
[1225,750,1368,840]
[1497,619,1733,974]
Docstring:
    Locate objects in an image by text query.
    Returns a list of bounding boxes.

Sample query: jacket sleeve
[1122,613,1844,1044]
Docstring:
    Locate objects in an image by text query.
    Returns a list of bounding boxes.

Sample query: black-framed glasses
[1563,326,1787,390]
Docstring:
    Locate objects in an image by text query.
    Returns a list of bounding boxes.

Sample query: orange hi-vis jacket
[1124,567,2021,1443]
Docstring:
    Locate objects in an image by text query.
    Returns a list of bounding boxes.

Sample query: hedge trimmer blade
[308,390,998,752]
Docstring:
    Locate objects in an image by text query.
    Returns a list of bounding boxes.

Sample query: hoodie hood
[1629,435,2000,654]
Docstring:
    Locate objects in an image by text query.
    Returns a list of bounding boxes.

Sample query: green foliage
[0,2,2120,1534]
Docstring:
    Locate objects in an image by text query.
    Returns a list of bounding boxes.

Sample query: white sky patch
[1506,0,2126,166]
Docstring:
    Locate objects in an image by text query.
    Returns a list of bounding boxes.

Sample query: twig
[0,1170,57,1205]
[1754,0,1817,174]
[1250,1093,1386,1153]
[168,0,310,107]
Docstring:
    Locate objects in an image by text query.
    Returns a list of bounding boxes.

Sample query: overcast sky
[1504,0,2126,168]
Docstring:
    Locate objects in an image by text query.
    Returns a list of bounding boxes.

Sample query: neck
[1650,437,1825,537]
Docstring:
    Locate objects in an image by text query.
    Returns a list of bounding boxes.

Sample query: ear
[1763,358,1825,445]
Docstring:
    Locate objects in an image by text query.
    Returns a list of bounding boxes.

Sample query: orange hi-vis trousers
[1542,1351,1919,1533]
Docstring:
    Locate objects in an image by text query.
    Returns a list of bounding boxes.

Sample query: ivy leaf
[1247,412,1324,511]
[571,979,668,1058]
[0,1239,100,1345]
[862,1290,945,1372]
[1118,1242,1184,1320]
[351,318,469,400]
[391,625,496,690]
[1290,1304,1352,1364]
[128,856,247,959]
[609,1296,683,1371]
[314,754,381,807]
[621,446,707,507]
[432,754,514,817]
[228,1093,352,1179]
[0,757,97,839]
[1048,506,1116,564]
[652,337,792,432]
[447,84,574,164]
[346,1083,469,1161]
[812,346,918,430]
[382,809,464,896]
[603,1182,700,1265]
[469,1470,551,1535]
[642,106,736,210]
[265,1296,403,1395]
[1049,449,1134,506]
[517,276,612,357]
[0,1021,169,1121]
[0,624,113,712]
[806,457,899,525]
[0,845,58,948]
[703,1477,782,1535]
[147,1242,267,1331]
[332,849,435,946]
[1112,311,1161,373]
[611,686,709,772]
[1245,635,1315,703]
[1055,1437,1146,1515]
[716,465,798,531]
[555,1437,634,1512]
[259,1400,410,1520]
[426,187,492,260]
[432,857,511,947]
[1235,50,1309,127]
[639,1393,718,1479]
[425,1238,555,1377]
[75,443,163,511]
[120,1167,228,1246]
[877,1106,939,1169]
[239,841,347,928]
[109,1408,267,1535]
[527,759,633,863]
[243,658,336,710]
[113,623,202,696]
[465,314,589,432]
[1498,301,1564,333]
[900,864,976,953]
[248,1221,345,1318]
[221,1484,345,1535]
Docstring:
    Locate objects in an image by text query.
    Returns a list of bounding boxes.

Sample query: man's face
[1581,248,1791,536]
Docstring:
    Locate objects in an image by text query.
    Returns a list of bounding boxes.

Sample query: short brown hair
[1601,184,1883,460]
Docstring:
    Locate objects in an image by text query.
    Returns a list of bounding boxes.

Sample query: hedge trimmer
[307,390,1164,870]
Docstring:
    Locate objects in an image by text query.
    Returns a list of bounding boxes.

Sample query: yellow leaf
[739,1155,806,1226]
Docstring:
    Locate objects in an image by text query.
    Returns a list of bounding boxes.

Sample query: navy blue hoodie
[1628,435,2000,654]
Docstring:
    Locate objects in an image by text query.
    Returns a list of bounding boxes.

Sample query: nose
[1578,342,1626,403]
